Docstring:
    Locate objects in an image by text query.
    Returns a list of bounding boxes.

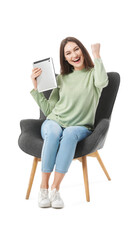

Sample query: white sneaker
[50,188,64,209]
[38,188,51,208]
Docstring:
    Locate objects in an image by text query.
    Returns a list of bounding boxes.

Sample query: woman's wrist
[93,54,101,59]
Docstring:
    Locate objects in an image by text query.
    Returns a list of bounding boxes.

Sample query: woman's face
[64,41,85,70]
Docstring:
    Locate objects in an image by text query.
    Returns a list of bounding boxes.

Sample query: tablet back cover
[33,57,57,92]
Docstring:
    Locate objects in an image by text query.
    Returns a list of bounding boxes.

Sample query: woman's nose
[72,51,77,58]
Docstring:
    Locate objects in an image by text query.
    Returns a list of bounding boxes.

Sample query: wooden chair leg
[95,151,111,181]
[26,157,40,199]
[82,156,90,202]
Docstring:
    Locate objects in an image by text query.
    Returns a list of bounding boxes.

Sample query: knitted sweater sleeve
[93,58,109,89]
[30,75,60,117]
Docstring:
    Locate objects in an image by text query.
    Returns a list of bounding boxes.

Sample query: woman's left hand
[91,43,101,59]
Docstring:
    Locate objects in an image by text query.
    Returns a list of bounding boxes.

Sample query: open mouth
[72,57,81,63]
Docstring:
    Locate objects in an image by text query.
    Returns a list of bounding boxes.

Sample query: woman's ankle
[40,184,49,189]
[51,185,59,191]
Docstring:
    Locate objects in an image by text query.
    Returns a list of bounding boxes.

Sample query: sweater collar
[72,68,87,73]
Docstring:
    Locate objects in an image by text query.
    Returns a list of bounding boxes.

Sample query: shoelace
[51,190,61,201]
[55,192,61,201]
[40,190,48,200]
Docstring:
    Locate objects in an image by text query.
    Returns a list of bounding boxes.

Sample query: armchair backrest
[94,72,120,127]
[40,72,120,127]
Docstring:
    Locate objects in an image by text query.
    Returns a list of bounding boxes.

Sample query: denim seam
[55,168,67,174]
[41,168,53,172]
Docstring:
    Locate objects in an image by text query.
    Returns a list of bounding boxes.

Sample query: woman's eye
[75,48,79,51]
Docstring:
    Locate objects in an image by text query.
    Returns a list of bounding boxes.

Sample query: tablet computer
[33,57,57,92]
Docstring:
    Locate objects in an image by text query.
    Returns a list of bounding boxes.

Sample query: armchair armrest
[75,118,110,157]
[18,119,44,157]
[20,119,44,132]
[89,118,110,151]
[93,118,110,135]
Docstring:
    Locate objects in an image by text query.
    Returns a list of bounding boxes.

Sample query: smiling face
[64,41,85,71]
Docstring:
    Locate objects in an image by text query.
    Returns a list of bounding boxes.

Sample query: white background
[0,0,138,239]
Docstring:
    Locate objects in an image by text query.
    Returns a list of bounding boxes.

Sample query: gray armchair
[18,72,120,201]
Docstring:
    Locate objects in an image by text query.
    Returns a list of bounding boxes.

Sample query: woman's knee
[62,127,78,141]
[41,119,63,139]
[62,126,92,142]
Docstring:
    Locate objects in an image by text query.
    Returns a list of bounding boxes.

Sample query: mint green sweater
[30,58,108,131]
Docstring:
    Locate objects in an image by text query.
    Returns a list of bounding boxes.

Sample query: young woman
[30,37,108,208]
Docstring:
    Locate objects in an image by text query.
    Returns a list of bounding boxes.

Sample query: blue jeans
[41,119,92,174]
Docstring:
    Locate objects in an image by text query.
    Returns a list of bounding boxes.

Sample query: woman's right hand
[31,68,42,90]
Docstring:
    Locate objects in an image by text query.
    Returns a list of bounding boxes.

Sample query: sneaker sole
[51,204,64,209]
[38,203,51,208]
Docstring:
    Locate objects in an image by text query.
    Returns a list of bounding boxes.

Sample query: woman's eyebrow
[65,50,70,54]
[65,46,79,54]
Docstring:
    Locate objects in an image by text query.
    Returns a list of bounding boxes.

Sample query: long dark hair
[60,37,94,75]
